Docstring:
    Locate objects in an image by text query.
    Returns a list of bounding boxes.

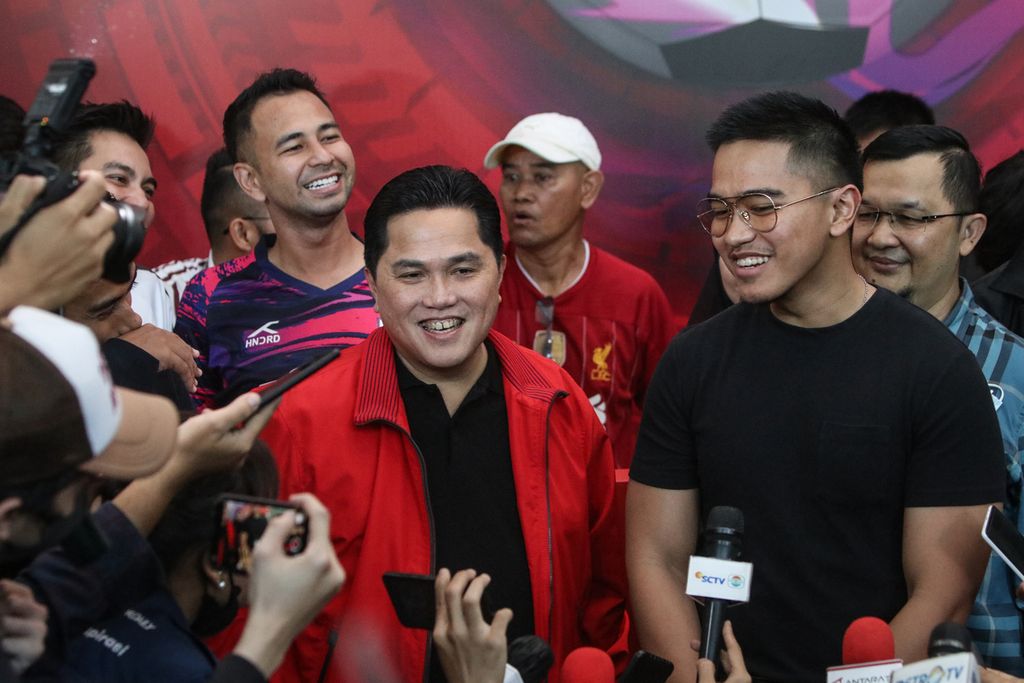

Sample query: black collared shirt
[396,341,535,682]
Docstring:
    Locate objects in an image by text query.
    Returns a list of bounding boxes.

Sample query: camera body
[0,58,146,283]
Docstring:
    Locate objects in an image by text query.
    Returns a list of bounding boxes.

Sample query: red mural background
[1,0,1023,322]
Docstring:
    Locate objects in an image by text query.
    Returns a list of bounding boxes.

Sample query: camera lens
[101,201,147,283]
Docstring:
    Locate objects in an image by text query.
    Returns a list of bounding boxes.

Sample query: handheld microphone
[826,617,902,683]
[891,623,979,683]
[927,623,974,658]
[698,506,744,667]
[507,635,553,683]
[560,647,614,683]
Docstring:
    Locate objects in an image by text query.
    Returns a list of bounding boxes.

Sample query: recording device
[211,494,309,574]
[697,506,744,677]
[619,650,674,683]
[381,571,497,630]
[0,58,146,283]
[982,504,1024,582]
[507,635,554,683]
[211,348,341,420]
[826,617,902,683]
[890,623,979,683]
[559,647,615,683]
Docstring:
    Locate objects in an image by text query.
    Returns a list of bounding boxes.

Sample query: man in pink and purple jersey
[485,113,675,467]
[175,69,378,406]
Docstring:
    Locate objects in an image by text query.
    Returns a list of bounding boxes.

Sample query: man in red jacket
[260,165,627,683]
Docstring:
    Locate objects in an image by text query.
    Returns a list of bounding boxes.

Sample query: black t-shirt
[631,289,1004,683]
[396,342,534,683]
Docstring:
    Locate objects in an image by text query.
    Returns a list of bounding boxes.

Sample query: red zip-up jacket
[262,328,627,683]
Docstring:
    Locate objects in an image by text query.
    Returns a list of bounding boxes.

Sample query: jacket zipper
[377,419,435,683]
[543,391,569,668]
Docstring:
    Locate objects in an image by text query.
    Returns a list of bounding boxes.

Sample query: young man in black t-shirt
[627,92,1003,683]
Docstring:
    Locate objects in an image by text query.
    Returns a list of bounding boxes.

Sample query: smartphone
[982,504,1024,582]
[382,572,496,630]
[211,494,309,574]
[210,348,340,420]
[620,650,675,683]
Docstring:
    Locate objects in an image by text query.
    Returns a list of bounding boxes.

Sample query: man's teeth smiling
[736,256,769,267]
[305,175,339,190]
[421,318,463,332]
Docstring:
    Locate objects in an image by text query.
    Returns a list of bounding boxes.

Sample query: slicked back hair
[223,68,329,163]
[844,90,935,142]
[862,125,981,214]
[706,91,862,191]
[53,100,154,172]
[363,165,502,278]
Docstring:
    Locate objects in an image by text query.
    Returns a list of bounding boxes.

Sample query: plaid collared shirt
[948,281,1024,674]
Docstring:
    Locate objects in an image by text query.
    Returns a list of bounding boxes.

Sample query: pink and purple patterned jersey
[175,242,378,407]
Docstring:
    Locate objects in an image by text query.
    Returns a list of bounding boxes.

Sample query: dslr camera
[0,58,145,283]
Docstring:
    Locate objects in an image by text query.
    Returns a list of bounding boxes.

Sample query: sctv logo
[694,571,745,587]
[901,665,966,683]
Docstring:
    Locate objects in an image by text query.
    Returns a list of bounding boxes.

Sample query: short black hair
[844,90,934,141]
[53,100,154,172]
[363,165,502,277]
[200,147,263,244]
[862,125,981,214]
[148,438,278,575]
[223,68,329,163]
[706,91,862,191]
[975,151,1024,272]
[0,95,26,155]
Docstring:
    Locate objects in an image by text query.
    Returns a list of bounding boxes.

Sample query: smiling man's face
[368,206,505,386]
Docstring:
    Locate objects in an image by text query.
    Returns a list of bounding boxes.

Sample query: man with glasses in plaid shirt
[628,92,1004,682]
[852,124,1024,676]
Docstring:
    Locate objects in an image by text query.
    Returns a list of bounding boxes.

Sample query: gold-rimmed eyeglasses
[696,187,839,237]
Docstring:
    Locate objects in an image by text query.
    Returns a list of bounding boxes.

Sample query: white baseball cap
[2,306,178,483]
[483,112,602,171]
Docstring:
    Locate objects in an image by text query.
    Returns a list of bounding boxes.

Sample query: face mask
[191,576,241,638]
[0,484,93,578]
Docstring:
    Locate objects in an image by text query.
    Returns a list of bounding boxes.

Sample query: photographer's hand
[433,568,513,683]
[119,324,201,391]
[0,579,48,675]
[114,393,276,535]
[0,172,117,314]
[235,493,345,678]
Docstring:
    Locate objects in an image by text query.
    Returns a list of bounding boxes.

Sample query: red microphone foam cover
[842,616,895,664]
[561,646,615,683]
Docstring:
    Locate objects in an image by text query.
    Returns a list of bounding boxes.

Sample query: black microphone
[507,635,554,683]
[698,506,744,673]
[927,622,974,657]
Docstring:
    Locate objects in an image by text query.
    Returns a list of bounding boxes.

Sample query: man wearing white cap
[484,113,674,467]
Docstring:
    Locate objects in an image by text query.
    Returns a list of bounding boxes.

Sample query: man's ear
[228,218,261,254]
[829,185,861,238]
[234,162,266,203]
[365,267,380,312]
[0,497,23,542]
[958,213,987,257]
[580,169,605,210]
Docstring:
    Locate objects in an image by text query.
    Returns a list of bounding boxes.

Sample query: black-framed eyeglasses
[696,187,839,237]
[535,297,555,360]
[854,207,974,233]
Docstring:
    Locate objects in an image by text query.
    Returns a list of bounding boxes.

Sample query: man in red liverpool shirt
[484,113,675,467]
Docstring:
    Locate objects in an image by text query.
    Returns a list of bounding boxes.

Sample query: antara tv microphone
[826,617,902,683]
[891,623,979,683]
[560,647,615,683]
[697,506,744,665]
